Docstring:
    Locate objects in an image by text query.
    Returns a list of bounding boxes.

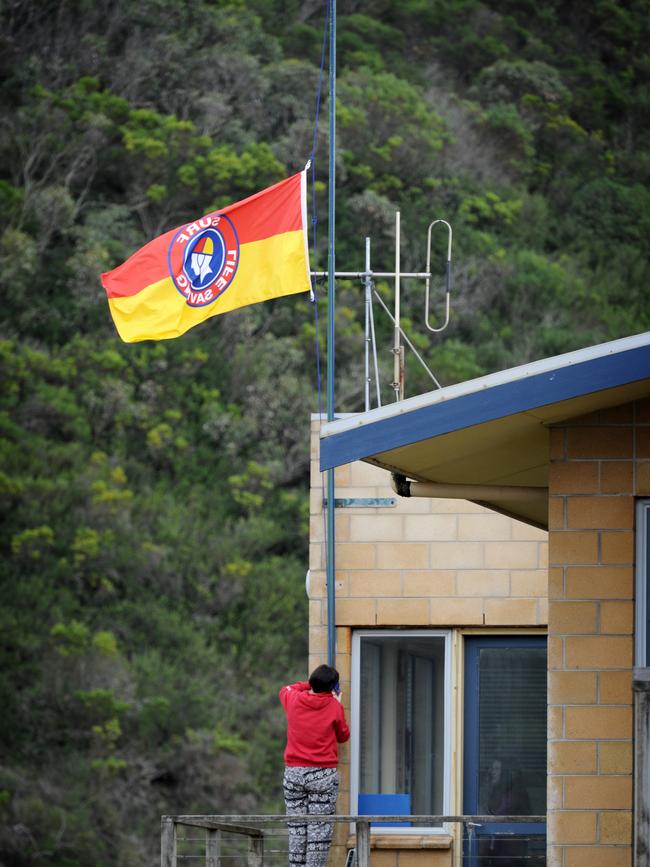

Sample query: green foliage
[90,755,128,773]
[92,630,119,656]
[0,327,309,860]
[75,688,129,721]
[459,191,523,230]
[473,59,570,106]
[51,621,89,656]
[339,68,448,194]
[11,525,54,559]
[213,726,248,756]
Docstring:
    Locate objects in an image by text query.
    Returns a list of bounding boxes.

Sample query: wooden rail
[162,814,546,867]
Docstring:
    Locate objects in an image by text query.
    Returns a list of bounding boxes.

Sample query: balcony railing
[161,814,547,867]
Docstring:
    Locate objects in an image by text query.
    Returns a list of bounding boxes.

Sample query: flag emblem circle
[168,215,240,308]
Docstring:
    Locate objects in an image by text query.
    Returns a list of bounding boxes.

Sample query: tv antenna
[312,211,453,409]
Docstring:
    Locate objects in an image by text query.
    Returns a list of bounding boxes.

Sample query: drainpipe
[390,473,547,504]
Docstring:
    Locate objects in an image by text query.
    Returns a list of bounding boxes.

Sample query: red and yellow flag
[101,171,312,342]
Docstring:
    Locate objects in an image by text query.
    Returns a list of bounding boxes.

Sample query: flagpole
[326,0,337,668]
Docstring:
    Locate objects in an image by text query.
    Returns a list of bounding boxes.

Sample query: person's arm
[279,681,310,709]
[334,704,350,743]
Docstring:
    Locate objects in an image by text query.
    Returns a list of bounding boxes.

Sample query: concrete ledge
[345,835,453,849]
[633,667,650,691]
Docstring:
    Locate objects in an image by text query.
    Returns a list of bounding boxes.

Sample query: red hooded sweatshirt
[279,681,350,767]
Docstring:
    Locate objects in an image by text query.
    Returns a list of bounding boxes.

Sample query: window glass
[358,634,446,818]
[477,647,547,817]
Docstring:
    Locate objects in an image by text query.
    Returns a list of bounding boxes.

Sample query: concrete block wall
[309,417,549,867]
[547,398,650,867]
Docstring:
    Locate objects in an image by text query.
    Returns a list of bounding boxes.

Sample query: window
[466,640,547,817]
[351,630,451,831]
[463,636,547,865]
[636,500,650,666]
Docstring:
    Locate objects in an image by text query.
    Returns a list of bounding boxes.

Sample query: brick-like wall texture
[547,398,650,867]
[309,417,549,867]
[309,417,548,688]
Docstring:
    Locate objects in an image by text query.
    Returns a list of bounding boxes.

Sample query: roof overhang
[320,333,650,529]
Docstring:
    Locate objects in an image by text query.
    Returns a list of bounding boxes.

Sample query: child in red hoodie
[280,665,350,867]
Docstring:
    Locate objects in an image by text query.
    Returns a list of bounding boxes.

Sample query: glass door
[463,636,547,866]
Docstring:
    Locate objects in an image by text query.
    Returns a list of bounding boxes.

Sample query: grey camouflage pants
[283,766,339,867]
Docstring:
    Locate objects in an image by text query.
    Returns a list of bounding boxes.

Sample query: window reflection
[359,635,447,819]
[477,648,547,818]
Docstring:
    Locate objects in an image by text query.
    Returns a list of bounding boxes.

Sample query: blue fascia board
[320,343,650,471]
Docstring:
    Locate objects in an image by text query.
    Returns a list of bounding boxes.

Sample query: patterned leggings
[283,766,339,867]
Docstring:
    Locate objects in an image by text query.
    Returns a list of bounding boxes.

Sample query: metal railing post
[355,819,370,867]
[161,818,177,867]
[206,829,221,867]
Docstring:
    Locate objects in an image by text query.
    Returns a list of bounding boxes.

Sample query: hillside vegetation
[1,1,649,864]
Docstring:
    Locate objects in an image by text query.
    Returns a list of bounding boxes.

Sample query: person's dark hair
[309,664,339,693]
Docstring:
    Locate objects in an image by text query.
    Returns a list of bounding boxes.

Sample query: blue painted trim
[320,344,650,470]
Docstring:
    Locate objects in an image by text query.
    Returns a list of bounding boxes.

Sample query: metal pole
[369,290,381,408]
[311,270,431,278]
[364,237,371,412]
[325,0,336,668]
[392,211,404,401]
[326,0,336,424]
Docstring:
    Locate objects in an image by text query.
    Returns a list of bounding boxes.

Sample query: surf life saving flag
[101,171,312,342]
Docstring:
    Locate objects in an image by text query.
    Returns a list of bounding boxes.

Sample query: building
[312,332,650,867]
